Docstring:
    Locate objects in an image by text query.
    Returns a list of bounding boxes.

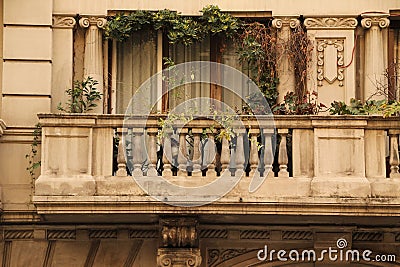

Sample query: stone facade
[1,0,400,266]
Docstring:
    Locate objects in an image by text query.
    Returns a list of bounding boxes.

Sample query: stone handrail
[34,114,400,201]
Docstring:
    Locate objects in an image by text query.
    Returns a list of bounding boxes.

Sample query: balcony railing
[33,114,400,215]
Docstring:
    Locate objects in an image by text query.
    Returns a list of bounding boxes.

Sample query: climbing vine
[105,5,240,45]
[106,5,313,110]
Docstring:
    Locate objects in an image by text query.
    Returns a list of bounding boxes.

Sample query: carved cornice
[272,17,300,29]
[157,248,201,267]
[361,13,390,29]
[52,16,76,29]
[304,17,358,29]
[79,17,107,29]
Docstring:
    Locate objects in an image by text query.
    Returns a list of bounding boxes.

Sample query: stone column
[79,17,107,113]
[272,17,300,103]
[361,13,390,100]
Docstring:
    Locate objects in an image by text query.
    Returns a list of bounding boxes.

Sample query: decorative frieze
[130,229,158,238]
[199,229,228,239]
[157,248,201,267]
[89,229,117,239]
[353,231,383,242]
[282,230,313,240]
[47,230,76,240]
[4,230,34,239]
[304,17,358,29]
[240,230,270,240]
[317,39,345,86]
[52,16,76,29]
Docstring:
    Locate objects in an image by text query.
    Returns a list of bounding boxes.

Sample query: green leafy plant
[329,98,400,117]
[25,123,41,178]
[105,6,239,46]
[273,91,326,115]
[57,77,102,113]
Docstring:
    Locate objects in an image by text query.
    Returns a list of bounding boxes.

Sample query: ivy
[25,123,42,178]
[105,5,240,45]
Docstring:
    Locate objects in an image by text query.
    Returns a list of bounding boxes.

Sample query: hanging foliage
[105,5,240,45]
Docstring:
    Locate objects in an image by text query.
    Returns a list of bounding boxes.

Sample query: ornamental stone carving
[160,218,198,248]
[157,248,201,267]
[361,13,390,29]
[317,39,345,86]
[304,17,358,29]
[52,16,76,29]
[271,17,300,29]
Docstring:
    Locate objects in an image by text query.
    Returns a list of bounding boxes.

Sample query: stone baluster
[220,136,230,174]
[191,129,202,176]
[132,128,144,176]
[235,131,245,176]
[162,131,173,176]
[205,133,216,176]
[248,130,260,177]
[177,128,188,176]
[278,129,289,177]
[389,131,400,178]
[272,16,300,103]
[79,17,107,113]
[263,128,275,178]
[147,128,159,176]
[116,128,127,177]
[361,13,390,100]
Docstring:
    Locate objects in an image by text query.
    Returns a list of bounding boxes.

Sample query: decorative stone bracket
[160,218,198,248]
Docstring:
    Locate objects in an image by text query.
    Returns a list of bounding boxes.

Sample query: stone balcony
[33,114,400,218]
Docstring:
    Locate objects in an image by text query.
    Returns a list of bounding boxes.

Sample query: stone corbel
[52,16,76,29]
[160,218,198,248]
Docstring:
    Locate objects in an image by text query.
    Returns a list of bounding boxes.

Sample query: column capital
[157,248,202,267]
[52,16,76,29]
[271,16,300,29]
[361,13,390,29]
[79,16,107,29]
[304,17,358,29]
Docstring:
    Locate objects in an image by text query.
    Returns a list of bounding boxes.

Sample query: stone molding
[361,13,390,29]
[208,249,251,267]
[304,17,358,29]
[79,16,107,29]
[52,16,76,29]
[271,17,300,29]
[157,248,201,267]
